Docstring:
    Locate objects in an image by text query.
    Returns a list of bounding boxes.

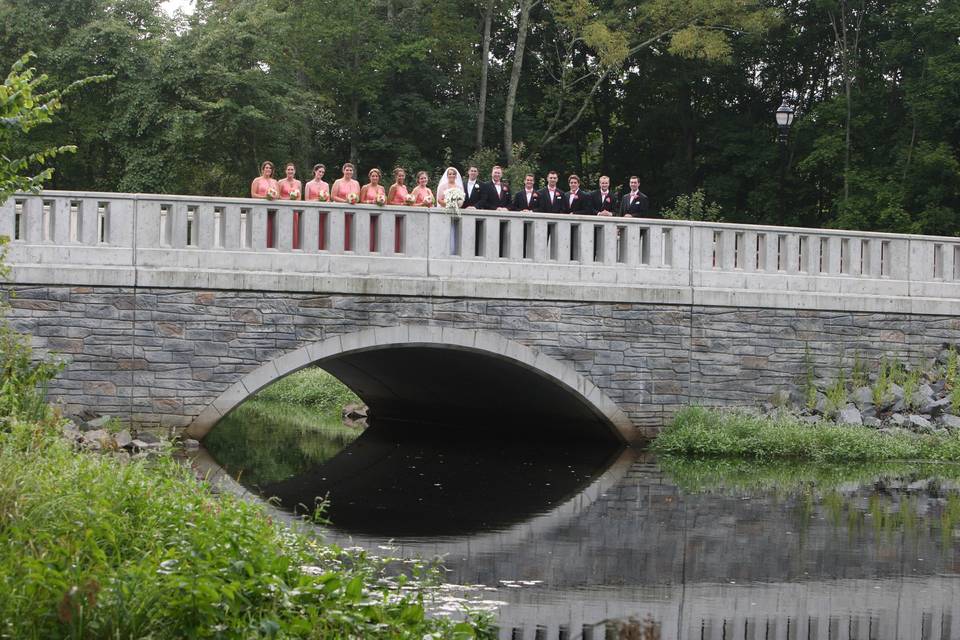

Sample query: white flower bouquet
[444,187,465,216]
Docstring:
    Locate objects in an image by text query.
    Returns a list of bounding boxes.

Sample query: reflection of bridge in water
[272,446,960,639]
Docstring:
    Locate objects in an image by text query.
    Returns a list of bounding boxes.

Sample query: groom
[478,165,511,210]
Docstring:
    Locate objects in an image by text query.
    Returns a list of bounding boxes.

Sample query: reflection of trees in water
[661,455,960,551]
[204,399,362,487]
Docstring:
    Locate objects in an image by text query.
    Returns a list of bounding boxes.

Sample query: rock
[889,413,907,426]
[182,438,200,450]
[918,383,934,397]
[932,380,946,395]
[135,432,162,444]
[130,438,162,451]
[851,386,874,409]
[83,429,111,445]
[861,404,878,419]
[864,416,882,427]
[921,397,951,416]
[770,390,792,408]
[837,405,863,425]
[82,416,113,432]
[910,391,933,412]
[114,430,133,449]
[342,404,368,420]
[889,399,906,413]
[937,348,955,365]
[907,414,934,433]
[800,415,821,424]
[938,414,960,431]
[814,393,829,415]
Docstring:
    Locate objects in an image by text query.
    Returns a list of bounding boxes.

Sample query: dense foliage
[1,0,956,232]
[255,368,361,412]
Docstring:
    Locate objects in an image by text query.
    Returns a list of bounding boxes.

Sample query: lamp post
[775,97,795,224]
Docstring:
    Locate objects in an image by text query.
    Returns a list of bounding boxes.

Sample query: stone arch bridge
[4,191,960,443]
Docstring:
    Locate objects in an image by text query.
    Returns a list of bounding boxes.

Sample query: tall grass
[0,420,491,639]
[652,406,960,462]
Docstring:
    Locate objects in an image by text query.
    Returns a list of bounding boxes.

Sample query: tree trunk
[503,0,535,164]
[475,0,493,150]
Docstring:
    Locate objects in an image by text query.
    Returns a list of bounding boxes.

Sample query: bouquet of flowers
[375,193,386,207]
[317,191,329,202]
[444,187,465,216]
[265,187,278,201]
[288,189,300,200]
[423,194,434,207]
[403,194,415,206]
[347,192,359,205]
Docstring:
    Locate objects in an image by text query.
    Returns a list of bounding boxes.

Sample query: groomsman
[511,174,539,211]
[536,170,565,213]
[589,175,618,217]
[564,175,592,214]
[619,175,649,217]
[478,165,511,210]
[463,165,482,208]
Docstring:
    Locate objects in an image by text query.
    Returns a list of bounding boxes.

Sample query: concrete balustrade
[4,190,960,314]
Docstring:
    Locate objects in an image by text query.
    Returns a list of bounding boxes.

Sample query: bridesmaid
[360,168,386,204]
[250,161,279,199]
[386,167,409,205]
[278,162,302,200]
[331,162,361,203]
[411,171,434,207]
[304,163,330,201]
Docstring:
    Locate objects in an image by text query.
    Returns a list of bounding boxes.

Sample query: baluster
[508,218,523,259]
[602,223,617,265]
[80,199,100,245]
[276,208,294,251]
[484,217,499,259]
[249,206,268,250]
[327,209,345,253]
[532,219,548,261]
[169,203,187,248]
[826,236,842,274]
[52,198,71,244]
[300,207,320,252]
[556,221,572,263]
[23,197,43,243]
[577,222,593,263]
[717,229,735,270]
[461,214,476,258]
[196,204,215,249]
[353,210,370,255]
[0,197,13,239]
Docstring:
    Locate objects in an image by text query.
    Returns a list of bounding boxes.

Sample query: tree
[0,53,106,202]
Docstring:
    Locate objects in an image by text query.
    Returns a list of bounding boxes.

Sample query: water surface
[206,405,960,639]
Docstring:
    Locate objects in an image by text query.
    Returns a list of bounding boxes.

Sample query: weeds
[902,364,923,410]
[803,344,818,411]
[872,356,892,407]
[825,369,848,417]
[652,406,960,462]
[851,352,868,389]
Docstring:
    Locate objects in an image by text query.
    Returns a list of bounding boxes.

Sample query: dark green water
[205,402,960,639]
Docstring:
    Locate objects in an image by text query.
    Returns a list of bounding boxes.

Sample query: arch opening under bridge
[187,325,634,444]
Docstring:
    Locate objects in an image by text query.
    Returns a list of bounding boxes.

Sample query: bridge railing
[3,190,960,311]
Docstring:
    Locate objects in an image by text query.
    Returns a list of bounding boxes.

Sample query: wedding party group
[250,161,652,217]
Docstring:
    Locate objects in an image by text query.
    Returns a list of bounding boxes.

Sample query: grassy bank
[256,368,360,413]
[204,399,362,486]
[0,419,490,639]
[652,406,960,462]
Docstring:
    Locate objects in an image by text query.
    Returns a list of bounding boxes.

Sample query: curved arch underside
[189,326,634,443]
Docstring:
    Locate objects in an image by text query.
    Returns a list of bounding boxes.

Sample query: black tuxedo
[511,188,540,211]
[620,191,650,217]
[536,187,565,213]
[589,190,619,216]
[478,180,511,210]
[463,179,483,208]
[563,189,592,215]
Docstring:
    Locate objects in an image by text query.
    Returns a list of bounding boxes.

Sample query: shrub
[255,368,360,412]
[0,421,492,639]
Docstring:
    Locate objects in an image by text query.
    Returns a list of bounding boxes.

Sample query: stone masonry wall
[8,285,959,438]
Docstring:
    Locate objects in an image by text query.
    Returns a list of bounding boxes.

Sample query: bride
[436,167,464,207]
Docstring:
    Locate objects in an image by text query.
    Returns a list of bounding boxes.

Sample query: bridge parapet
[3,190,960,314]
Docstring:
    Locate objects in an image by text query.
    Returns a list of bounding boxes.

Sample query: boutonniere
[532,193,539,199]
[604,196,611,203]
[572,194,579,200]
